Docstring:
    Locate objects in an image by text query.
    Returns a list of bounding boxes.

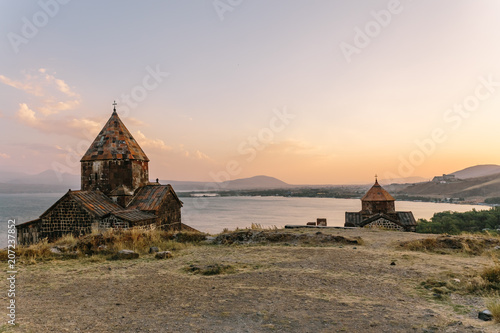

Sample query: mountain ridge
[450,164,500,179]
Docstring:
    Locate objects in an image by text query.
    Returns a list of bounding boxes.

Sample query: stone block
[478,310,493,321]
[155,251,172,259]
[115,249,139,260]
[317,218,327,226]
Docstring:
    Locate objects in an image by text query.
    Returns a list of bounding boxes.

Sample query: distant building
[344,178,417,231]
[432,174,457,183]
[17,104,187,245]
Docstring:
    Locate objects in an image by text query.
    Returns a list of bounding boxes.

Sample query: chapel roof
[127,185,182,211]
[40,190,122,219]
[361,179,395,202]
[80,107,149,162]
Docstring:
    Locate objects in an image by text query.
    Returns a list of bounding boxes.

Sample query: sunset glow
[1,1,500,184]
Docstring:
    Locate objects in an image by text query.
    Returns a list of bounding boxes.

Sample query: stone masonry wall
[41,197,96,241]
[154,191,182,230]
[81,160,148,195]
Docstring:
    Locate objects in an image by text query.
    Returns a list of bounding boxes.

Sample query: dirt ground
[3,228,500,332]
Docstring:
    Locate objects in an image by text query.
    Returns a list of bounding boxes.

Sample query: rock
[155,251,172,259]
[115,250,139,260]
[98,245,107,251]
[149,246,159,253]
[478,309,493,321]
[203,236,216,244]
[50,247,62,254]
[494,246,500,250]
[452,278,461,283]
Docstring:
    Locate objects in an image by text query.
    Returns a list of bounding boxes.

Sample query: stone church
[344,178,417,231]
[17,105,185,245]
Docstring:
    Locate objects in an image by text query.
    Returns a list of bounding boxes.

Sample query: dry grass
[487,299,500,322]
[465,265,500,294]
[249,223,278,230]
[2,228,208,263]
[400,234,500,255]
[10,228,500,333]
[184,263,236,275]
[213,229,362,246]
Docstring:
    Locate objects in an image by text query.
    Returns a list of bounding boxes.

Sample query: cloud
[0,153,10,159]
[125,117,146,127]
[17,103,38,126]
[0,74,43,96]
[67,117,102,134]
[135,130,212,161]
[135,130,173,151]
[15,103,102,139]
[38,98,81,115]
[195,150,210,160]
[263,140,336,159]
[0,69,81,116]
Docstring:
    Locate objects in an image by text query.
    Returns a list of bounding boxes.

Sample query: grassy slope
[2,228,500,333]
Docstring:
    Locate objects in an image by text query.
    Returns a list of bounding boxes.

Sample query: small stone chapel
[344,178,417,231]
[17,104,187,245]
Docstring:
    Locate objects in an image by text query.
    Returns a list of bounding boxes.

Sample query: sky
[1,0,500,185]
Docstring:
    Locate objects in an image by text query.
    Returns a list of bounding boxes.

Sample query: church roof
[80,108,149,162]
[40,190,122,219]
[106,209,157,222]
[361,179,395,202]
[127,184,182,211]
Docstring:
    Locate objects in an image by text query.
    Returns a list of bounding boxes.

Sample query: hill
[0,170,80,193]
[397,171,500,201]
[451,164,500,179]
[162,175,291,191]
[220,175,290,189]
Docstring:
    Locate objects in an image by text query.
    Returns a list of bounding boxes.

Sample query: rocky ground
[3,228,500,332]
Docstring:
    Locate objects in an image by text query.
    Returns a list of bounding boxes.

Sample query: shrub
[487,299,500,322]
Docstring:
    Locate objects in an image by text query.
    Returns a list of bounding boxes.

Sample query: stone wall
[81,159,149,195]
[362,200,395,215]
[17,220,42,246]
[41,197,96,241]
[99,216,130,229]
[154,191,182,230]
[364,218,404,231]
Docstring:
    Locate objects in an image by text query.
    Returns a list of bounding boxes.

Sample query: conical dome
[361,179,395,202]
[80,109,149,162]
[80,106,150,196]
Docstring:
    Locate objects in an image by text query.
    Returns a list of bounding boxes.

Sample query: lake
[0,193,489,247]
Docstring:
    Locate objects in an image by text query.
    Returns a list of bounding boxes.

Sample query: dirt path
[3,229,499,332]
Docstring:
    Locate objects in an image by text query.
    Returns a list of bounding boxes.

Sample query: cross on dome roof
[80,104,149,162]
[361,178,395,202]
